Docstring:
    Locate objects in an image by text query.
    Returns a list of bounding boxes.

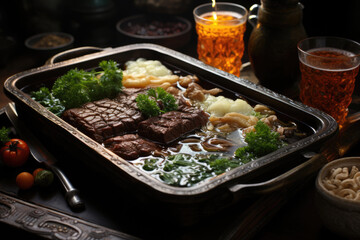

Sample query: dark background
[0,0,359,54]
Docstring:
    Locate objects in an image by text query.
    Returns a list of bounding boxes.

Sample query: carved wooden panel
[0,192,138,240]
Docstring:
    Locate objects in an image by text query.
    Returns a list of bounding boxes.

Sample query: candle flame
[212,0,217,20]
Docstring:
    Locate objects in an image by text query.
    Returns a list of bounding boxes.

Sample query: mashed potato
[124,58,172,77]
[122,58,179,88]
[200,95,254,117]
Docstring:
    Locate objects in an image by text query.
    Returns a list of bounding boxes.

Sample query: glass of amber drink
[193,2,248,77]
[298,37,360,126]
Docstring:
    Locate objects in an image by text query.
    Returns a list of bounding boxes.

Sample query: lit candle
[193,2,248,76]
[212,0,217,20]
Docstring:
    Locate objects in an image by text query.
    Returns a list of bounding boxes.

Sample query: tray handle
[46,46,109,65]
[229,108,360,198]
[228,153,328,198]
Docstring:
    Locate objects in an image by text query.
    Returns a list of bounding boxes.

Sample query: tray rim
[3,43,338,197]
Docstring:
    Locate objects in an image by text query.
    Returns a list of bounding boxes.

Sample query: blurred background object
[61,0,118,47]
[21,0,64,34]
[0,0,358,86]
[247,0,307,95]
[24,32,74,63]
[116,14,191,50]
[133,0,193,14]
[301,0,360,43]
[0,36,16,66]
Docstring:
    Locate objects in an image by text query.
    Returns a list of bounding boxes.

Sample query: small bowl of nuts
[25,32,74,63]
[316,157,360,238]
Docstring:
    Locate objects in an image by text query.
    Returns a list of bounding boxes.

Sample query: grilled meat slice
[137,107,209,144]
[62,88,146,142]
[104,134,159,160]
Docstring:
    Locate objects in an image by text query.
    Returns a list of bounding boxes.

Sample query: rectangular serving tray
[3,44,338,219]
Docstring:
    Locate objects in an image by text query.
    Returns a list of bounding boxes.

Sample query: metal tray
[3,44,337,218]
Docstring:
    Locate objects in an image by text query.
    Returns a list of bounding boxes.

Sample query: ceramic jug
[247,0,307,94]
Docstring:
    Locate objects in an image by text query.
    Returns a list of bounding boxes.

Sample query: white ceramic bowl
[316,157,360,238]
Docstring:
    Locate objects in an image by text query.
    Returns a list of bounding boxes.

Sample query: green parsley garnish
[136,87,178,117]
[31,60,123,115]
[234,120,286,160]
[31,87,65,116]
[0,126,10,143]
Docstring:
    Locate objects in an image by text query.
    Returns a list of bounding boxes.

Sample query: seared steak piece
[62,86,207,155]
[138,107,209,144]
[113,88,146,108]
[62,88,146,142]
[104,134,159,160]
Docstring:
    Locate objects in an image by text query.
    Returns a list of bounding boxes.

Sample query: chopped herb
[31,60,123,115]
[31,87,65,116]
[235,120,286,159]
[208,157,242,175]
[0,127,10,143]
[136,121,287,187]
[142,158,158,171]
[136,87,178,118]
[136,93,161,117]
[139,154,247,187]
[251,111,268,119]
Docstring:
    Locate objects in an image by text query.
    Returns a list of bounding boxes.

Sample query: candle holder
[193,2,248,77]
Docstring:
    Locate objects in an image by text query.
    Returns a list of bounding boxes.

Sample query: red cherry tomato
[1,139,30,167]
[16,172,34,190]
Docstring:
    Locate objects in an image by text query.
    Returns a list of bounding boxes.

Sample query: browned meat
[137,107,209,144]
[62,87,209,158]
[104,134,159,160]
[113,88,146,108]
[62,88,146,142]
[183,82,222,101]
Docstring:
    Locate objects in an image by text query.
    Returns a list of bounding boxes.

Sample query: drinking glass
[298,37,360,126]
[193,2,248,77]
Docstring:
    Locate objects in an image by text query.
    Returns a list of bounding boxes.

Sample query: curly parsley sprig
[0,126,10,143]
[31,60,123,115]
[234,121,286,161]
[136,87,178,118]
